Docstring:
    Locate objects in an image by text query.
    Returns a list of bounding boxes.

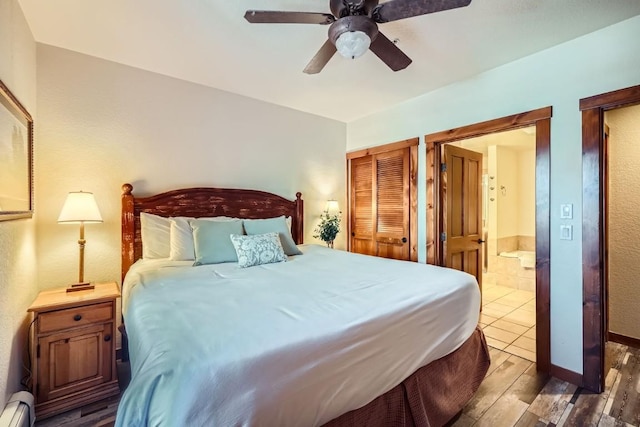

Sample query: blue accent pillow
[243,216,303,256]
[230,233,287,268]
[191,219,244,265]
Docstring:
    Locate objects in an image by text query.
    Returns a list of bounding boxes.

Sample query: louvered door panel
[350,156,376,255]
[374,149,410,260]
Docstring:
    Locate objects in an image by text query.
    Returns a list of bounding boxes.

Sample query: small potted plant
[313,209,341,248]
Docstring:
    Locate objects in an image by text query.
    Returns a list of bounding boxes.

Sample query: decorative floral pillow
[230,232,287,268]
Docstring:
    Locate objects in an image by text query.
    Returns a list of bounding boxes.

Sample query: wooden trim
[426,140,437,265]
[582,106,605,393]
[535,118,552,374]
[346,158,351,252]
[580,85,640,111]
[550,364,583,388]
[603,124,610,342]
[580,84,640,393]
[426,107,552,376]
[346,137,419,160]
[409,144,419,261]
[425,107,552,144]
[608,332,640,349]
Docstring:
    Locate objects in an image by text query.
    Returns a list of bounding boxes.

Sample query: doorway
[446,129,537,362]
[426,106,552,374]
[581,84,640,393]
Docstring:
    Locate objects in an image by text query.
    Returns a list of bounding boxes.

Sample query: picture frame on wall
[0,79,33,221]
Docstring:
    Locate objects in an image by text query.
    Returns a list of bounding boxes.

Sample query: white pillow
[140,212,171,259]
[230,232,287,268]
[169,216,236,261]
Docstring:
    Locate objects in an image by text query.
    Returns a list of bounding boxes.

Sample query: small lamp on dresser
[58,191,103,292]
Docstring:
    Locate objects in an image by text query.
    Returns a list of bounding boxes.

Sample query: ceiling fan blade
[244,11,335,25]
[373,0,472,23]
[369,32,412,72]
[303,40,337,74]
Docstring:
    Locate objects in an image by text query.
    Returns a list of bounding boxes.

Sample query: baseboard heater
[0,392,35,427]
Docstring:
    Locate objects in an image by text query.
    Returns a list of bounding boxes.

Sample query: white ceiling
[18,0,640,122]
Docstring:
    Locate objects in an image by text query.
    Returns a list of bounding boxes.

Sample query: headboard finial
[296,192,302,200]
[122,183,133,195]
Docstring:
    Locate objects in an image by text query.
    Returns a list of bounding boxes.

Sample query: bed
[116,183,490,427]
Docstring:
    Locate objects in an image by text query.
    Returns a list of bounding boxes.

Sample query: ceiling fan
[244,0,472,74]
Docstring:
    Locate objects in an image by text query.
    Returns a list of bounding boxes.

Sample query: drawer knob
[73,314,82,321]
[104,334,112,342]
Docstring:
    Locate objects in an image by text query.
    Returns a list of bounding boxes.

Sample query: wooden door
[349,147,411,260]
[350,156,376,255]
[38,323,113,403]
[374,149,410,260]
[442,144,484,289]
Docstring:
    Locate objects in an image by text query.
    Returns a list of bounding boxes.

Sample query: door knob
[351,232,355,237]
[477,239,485,244]
[402,237,407,243]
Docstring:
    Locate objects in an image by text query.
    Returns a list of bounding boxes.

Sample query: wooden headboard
[121,183,304,282]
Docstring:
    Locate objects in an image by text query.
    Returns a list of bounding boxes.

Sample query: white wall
[347,15,640,373]
[606,104,640,341]
[0,0,37,407]
[35,45,347,298]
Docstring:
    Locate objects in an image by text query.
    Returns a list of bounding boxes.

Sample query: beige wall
[488,145,535,253]
[0,0,37,407]
[605,104,640,341]
[495,146,519,239]
[35,45,347,297]
[517,148,536,237]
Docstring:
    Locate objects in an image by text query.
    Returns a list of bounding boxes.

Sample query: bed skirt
[323,327,490,427]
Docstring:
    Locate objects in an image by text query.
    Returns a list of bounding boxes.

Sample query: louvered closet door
[349,148,410,260]
[374,149,410,260]
[350,156,376,255]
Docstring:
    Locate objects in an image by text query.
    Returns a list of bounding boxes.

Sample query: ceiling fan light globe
[335,31,371,59]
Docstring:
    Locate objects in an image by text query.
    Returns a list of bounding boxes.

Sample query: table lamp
[58,191,103,292]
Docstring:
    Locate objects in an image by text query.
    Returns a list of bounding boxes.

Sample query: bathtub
[499,250,536,269]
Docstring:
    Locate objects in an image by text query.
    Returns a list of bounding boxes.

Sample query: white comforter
[116,245,480,427]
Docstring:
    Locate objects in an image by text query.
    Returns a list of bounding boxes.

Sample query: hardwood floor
[452,342,640,427]
[36,344,640,427]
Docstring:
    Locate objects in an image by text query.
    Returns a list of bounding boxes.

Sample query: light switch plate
[560,204,573,219]
[560,224,573,240]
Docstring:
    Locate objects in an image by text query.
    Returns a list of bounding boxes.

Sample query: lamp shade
[326,199,340,214]
[335,31,371,59]
[58,191,103,223]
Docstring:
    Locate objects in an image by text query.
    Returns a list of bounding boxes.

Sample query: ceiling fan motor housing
[328,15,379,46]
[330,0,380,18]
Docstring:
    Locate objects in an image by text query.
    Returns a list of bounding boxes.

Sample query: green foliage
[313,210,341,244]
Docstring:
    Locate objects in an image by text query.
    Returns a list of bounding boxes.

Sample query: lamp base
[66,282,95,293]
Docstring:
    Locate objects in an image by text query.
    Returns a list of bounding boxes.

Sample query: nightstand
[27,281,121,419]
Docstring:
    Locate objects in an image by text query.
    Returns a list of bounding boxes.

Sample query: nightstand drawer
[38,302,113,334]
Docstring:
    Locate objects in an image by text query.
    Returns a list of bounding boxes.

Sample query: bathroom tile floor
[480,282,536,362]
